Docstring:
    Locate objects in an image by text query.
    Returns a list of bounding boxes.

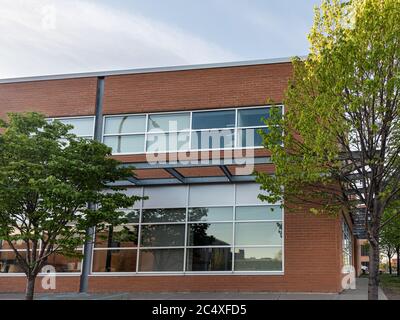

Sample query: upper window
[53,117,95,138]
[148,113,190,132]
[192,110,235,130]
[104,115,146,134]
[103,106,280,154]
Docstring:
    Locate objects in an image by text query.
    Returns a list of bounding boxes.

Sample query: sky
[0,0,321,79]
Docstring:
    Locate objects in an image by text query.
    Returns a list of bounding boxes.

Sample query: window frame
[102,105,283,155]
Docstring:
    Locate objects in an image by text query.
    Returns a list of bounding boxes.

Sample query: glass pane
[186,248,232,272]
[187,223,232,246]
[139,249,184,272]
[148,113,190,132]
[0,251,26,273]
[234,247,282,271]
[192,110,235,130]
[189,184,234,207]
[238,108,269,127]
[238,128,268,147]
[141,224,185,247]
[45,253,82,273]
[104,116,146,134]
[191,130,234,150]
[57,118,94,137]
[123,209,140,223]
[142,208,186,223]
[92,249,137,272]
[236,206,282,221]
[95,225,138,248]
[144,186,188,209]
[104,135,145,154]
[146,132,190,152]
[235,222,283,246]
[189,207,233,222]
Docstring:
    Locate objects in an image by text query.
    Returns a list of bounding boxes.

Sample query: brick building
[0,58,359,293]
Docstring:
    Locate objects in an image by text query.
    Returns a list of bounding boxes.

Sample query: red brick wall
[103,63,293,115]
[0,211,343,294]
[0,78,97,119]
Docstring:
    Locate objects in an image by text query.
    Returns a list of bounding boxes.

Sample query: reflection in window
[187,223,232,246]
[148,113,190,132]
[142,208,186,223]
[141,224,185,247]
[95,225,138,248]
[236,206,282,221]
[139,249,184,272]
[234,247,282,271]
[186,248,232,272]
[104,116,146,134]
[238,108,269,127]
[192,110,235,130]
[103,135,145,154]
[0,251,26,273]
[235,222,282,246]
[189,207,233,222]
[146,132,190,152]
[92,249,137,272]
[237,128,268,148]
[191,130,234,150]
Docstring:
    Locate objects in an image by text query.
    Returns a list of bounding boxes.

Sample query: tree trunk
[368,240,380,300]
[388,254,392,275]
[397,247,400,277]
[25,276,36,300]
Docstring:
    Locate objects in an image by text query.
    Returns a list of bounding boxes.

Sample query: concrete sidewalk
[0,278,387,300]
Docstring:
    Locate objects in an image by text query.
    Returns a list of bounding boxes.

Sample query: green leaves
[256,0,400,217]
[0,112,143,276]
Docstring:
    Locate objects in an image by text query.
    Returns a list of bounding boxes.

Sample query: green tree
[380,208,400,276]
[0,113,143,300]
[256,0,400,300]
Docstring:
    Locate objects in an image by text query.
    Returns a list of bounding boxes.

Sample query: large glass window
[90,184,284,274]
[103,106,280,154]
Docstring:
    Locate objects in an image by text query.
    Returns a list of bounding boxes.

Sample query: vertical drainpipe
[79,76,105,293]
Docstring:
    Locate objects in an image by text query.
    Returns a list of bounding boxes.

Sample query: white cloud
[0,0,237,79]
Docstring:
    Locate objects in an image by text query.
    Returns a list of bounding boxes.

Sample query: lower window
[234,247,282,271]
[139,249,184,272]
[186,248,233,272]
[92,249,137,273]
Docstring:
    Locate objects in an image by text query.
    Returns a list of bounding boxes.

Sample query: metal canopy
[111,157,271,187]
